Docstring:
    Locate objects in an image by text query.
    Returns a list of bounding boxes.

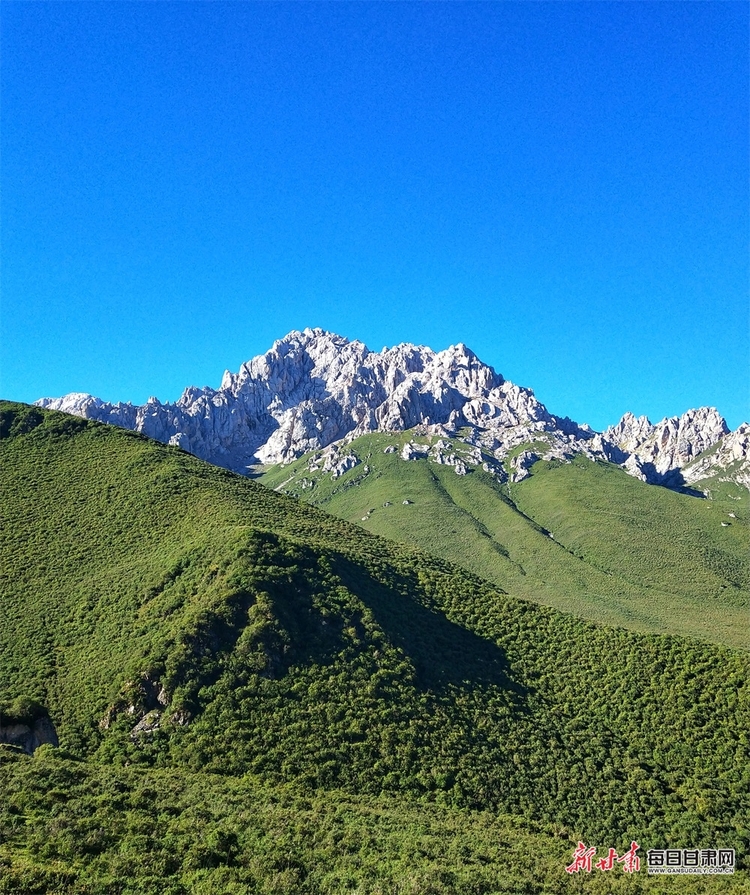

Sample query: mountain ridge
[35,327,749,489]
[1,399,748,891]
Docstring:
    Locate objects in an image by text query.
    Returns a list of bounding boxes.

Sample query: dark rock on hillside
[0,715,58,755]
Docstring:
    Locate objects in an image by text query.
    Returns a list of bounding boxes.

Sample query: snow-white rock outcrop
[36,329,588,472]
[603,408,740,486]
[35,328,748,488]
[681,423,750,489]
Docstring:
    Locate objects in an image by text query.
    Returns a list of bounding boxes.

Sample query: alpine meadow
[0,399,748,893]
[261,431,749,650]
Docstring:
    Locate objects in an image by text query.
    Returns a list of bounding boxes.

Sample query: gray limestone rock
[509,450,540,483]
[36,329,571,471]
[604,408,737,486]
[35,329,748,490]
[131,710,161,740]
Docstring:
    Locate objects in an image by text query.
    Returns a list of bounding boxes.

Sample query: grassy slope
[1,403,749,892]
[5,754,748,895]
[513,458,748,644]
[260,432,749,649]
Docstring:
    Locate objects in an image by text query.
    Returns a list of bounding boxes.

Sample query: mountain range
[36,328,750,491]
[9,327,748,889]
[1,399,748,893]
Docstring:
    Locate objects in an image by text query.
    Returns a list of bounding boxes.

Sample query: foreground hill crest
[36,327,748,489]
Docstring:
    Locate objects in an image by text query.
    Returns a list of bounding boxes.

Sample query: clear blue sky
[2,2,747,431]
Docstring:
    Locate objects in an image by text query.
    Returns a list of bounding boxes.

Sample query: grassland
[260,432,749,648]
[1,403,748,892]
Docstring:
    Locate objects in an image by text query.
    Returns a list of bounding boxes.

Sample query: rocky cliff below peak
[35,328,748,491]
[604,407,734,486]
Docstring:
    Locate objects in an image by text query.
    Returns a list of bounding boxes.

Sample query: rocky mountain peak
[34,330,747,489]
[604,407,730,482]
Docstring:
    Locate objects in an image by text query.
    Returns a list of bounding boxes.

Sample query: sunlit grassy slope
[1,403,749,892]
[260,432,749,649]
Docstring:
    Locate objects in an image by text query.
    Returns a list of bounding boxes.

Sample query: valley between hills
[260,430,748,650]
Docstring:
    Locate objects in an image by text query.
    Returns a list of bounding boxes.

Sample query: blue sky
[2,2,747,431]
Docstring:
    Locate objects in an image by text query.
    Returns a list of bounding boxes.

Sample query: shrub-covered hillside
[1,402,748,892]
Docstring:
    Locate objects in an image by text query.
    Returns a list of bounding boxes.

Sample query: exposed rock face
[99,672,174,740]
[509,450,540,484]
[604,408,730,484]
[36,328,748,489]
[37,329,587,470]
[681,423,750,489]
[0,716,58,754]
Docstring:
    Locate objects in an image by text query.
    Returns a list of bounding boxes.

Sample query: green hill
[1,402,748,893]
[259,432,749,649]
